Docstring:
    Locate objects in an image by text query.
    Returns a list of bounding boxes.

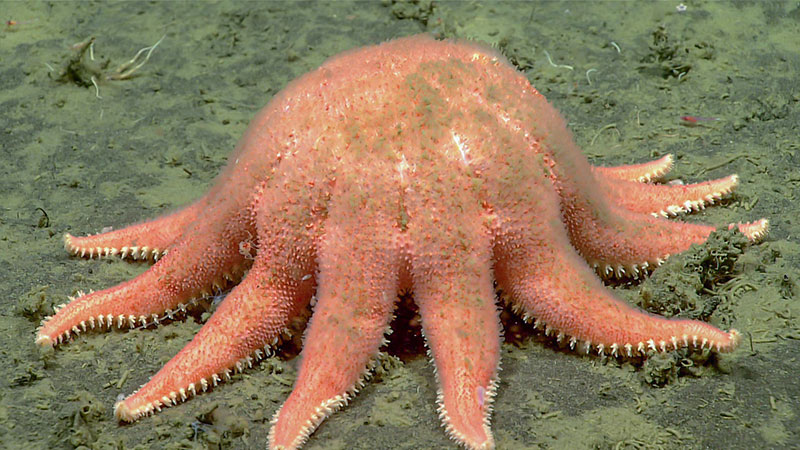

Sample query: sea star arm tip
[34,332,53,347]
[600,171,741,218]
[593,153,674,183]
[733,218,769,242]
[62,201,207,261]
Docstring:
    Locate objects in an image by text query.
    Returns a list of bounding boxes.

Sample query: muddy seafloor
[1,1,798,449]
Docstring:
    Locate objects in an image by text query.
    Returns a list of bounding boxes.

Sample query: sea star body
[37,35,767,449]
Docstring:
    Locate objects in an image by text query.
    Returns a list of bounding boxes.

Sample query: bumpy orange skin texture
[38,35,766,450]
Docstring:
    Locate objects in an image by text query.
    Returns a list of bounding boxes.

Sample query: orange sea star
[37,35,768,449]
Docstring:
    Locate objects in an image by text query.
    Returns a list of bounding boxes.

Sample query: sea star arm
[492,173,739,357]
[592,154,674,182]
[114,256,313,421]
[599,173,740,217]
[63,199,206,261]
[36,206,251,346]
[525,94,765,277]
[268,180,401,450]
[558,161,767,278]
[114,180,321,421]
[405,181,500,450]
[562,197,767,279]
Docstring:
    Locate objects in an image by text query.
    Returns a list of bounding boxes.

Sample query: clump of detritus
[640,346,723,387]
[385,0,436,25]
[638,24,694,80]
[16,285,54,323]
[637,228,750,386]
[52,35,165,98]
[639,228,749,320]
